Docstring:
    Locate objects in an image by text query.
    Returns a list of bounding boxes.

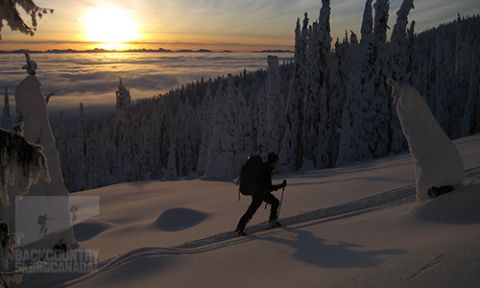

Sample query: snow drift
[408,179,480,224]
[153,208,208,231]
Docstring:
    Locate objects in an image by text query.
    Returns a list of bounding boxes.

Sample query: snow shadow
[287,175,410,188]
[256,227,406,268]
[293,159,411,178]
[73,219,113,242]
[409,182,480,225]
[153,208,208,231]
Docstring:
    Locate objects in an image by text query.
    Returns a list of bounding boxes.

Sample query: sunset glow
[82,5,140,48]
[0,0,479,51]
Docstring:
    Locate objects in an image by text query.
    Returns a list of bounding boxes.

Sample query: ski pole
[278,186,286,218]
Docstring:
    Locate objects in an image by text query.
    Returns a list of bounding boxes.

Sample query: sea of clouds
[0,52,292,112]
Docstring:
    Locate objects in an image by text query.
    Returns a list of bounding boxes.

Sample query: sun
[82,5,140,48]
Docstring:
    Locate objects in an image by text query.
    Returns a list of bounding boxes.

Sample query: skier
[235,152,287,236]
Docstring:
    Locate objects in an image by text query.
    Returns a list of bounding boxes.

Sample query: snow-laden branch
[0,127,50,207]
[0,0,53,40]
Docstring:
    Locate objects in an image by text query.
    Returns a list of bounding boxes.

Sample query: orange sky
[1,0,479,51]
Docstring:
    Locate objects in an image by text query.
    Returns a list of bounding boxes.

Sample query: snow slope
[20,134,480,288]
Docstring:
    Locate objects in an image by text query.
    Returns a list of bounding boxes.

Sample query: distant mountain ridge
[0,48,291,54]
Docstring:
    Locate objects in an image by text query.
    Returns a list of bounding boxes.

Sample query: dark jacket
[255,162,283,195]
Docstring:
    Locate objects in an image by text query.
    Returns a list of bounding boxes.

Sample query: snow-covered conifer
[337,0,391,164]
[256,73,269,158]
[303,20,320,168]
[389,0,414,83]
[281,14,308,170]
[116,78,131,111]
[361,0,373,40]
[1,88,12,129]
[389,0,415,153]
[196,87,213,175]
[205,75,238,179]
[166,142,177,177]
[265,56,283,154]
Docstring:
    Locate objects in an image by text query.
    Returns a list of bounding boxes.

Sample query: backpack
[237,155,263,196]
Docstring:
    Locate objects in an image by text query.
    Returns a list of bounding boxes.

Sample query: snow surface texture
[11,69,75,248]
[388,79,465,201]
[16,134,480,288]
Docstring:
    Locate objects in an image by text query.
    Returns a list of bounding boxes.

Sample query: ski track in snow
[177,165,480,251]
[407,254,445,280]
[64,166,480,287]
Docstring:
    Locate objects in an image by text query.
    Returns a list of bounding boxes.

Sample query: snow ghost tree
[116,78,131,111]
[10,53,75,248]
[387,79,464,202]
[0,0,53,40]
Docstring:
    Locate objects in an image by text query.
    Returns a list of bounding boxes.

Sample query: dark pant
[236,193,280,231]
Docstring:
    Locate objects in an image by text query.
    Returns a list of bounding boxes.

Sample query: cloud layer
[0,52,292,109]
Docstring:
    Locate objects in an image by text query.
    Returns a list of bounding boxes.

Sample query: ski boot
[267,220,283,230]
[235,228,247,237]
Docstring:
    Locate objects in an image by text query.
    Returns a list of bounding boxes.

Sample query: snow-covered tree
[318,0,333,167]
[205,75,243,179]
[361,0,373,38]
[303,20,320,169]
[116,78,131,111]
[166,143,177,177]
[50,10,480,192]
[337,0,391,164]
[265,55,284,155]
[1,88,12,129]
[337,0,374,165]
[0,124,46,285]
[406,21,416,82]
[389,0,414,83]
[234,81,252,169]
[303,0,333,169]
[255,73,269,158]
[13,53,75,247]
[388,0,415,153]
[328,34,351,165]
[281,14,309,171]
[196,87,214,176]
[462,79,480,136]
[0,0,53,40]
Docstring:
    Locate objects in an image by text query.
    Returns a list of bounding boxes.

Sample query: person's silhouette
[236,152,287,236]
[37,213,53,236]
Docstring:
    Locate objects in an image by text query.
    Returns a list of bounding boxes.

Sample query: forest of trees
[17,0,478,192]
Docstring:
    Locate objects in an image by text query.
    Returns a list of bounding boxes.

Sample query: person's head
[267,152,279,166]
